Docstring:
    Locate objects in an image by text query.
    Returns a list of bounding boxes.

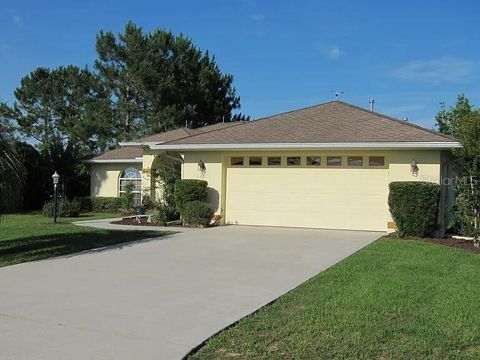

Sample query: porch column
[142,154,156,199]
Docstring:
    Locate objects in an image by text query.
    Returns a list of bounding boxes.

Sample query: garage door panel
[226,167,388,231]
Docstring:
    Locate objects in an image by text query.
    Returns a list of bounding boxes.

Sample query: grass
[60,211,121,222]
[190,238,480,360]
[0,213,171,268]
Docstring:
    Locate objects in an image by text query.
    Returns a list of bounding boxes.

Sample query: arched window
[119,167,142,206]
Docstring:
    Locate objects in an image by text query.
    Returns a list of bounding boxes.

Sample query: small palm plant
[0,129,25,218]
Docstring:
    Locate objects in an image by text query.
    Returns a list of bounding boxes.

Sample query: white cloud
[12,15,24,27]
[312,42,343,60]
[392,57,475,84]
[250,13,265,21]
[326,46,341,59]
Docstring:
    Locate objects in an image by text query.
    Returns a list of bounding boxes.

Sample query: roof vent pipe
[369,99,375,111]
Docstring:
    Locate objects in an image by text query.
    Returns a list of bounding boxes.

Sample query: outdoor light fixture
[198,160,206,176]
[52,171,60,185]
[52,171,60,223]
[410,160,419,177]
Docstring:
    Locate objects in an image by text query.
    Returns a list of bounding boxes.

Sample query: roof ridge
[249,100,338,123]
[333,100,455,141]
[221,99,454,142]
[160,122,247,145]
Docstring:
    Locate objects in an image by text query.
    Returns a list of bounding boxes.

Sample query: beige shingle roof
[162,101,454,145]
[91,147,143,160]
[90,122,244,160]
[141,122,244,143]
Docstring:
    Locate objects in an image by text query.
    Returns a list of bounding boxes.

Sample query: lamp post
[52,171,60,223]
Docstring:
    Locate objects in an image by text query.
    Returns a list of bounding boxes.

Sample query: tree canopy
[436,95,480,246]
[0,21,247,208]
[435,94,473,136]
[0,65,111,153]
[1,21,247,153]
[95,22,246,139]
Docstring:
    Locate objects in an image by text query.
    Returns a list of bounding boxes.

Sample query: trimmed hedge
[388,181,440,237]
[91,197,123,212]
[42,198,81,218]
[181,200,214,227]
[174,179,208,213]
[75,196,92,212]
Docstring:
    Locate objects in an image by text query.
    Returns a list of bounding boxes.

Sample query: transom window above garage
[327,156,342,166]
[369,156,385,166]
[307,156,321,166]
[348,156,363,166]
[231,157,244,166]
[287,157,301,166]
[268,157,281,166]
[249,156,263,166]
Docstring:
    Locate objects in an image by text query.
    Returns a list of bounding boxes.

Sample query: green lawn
[60,212,121,222]
[190,239,480,360]
[0,213,171,268]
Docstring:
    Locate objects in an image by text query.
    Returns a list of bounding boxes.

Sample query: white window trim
[118,168,142,206]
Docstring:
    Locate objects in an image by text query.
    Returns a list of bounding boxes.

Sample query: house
[84,100,460,233]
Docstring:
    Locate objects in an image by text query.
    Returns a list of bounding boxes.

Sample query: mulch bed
[385,233,480,254]
[425,237,480,254]
[111,217,166,227]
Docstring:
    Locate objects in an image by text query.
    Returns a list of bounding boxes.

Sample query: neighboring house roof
[83,147,143,163]
[150,101,457,149]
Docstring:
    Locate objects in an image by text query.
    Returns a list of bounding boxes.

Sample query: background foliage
[0,21,246,211]
[436,95,480,246]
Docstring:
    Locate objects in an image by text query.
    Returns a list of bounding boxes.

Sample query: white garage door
[225,167,388,231]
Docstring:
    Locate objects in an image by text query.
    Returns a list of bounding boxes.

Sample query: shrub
[42,198,81,217]
[42,201,54,217]
[181,200,214,227]
[141,194,155,210]
[155,162,181,219]
[58,198,81,217]
[120,182,136,214]
[150,205,168,226]
[388,181,440,237]
[75,196,92,212]
[174,179,208,213]
[91,197,123,212]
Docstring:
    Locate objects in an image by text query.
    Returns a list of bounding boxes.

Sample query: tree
[95,21,246,139]
[435,94,472,136]
[14,141,50,210]
[0,66,108,198]
[436,95,480,247]
[1,66,113,153]
[0,120,25,216]
[0,22,247,203]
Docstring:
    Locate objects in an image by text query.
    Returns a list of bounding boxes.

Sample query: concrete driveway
[0,225,381,360]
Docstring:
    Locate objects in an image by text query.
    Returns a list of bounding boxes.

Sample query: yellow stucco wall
[181,149,443,231]
[91,149,444,231]
[182,152,224,214]
[90,163,141,197]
